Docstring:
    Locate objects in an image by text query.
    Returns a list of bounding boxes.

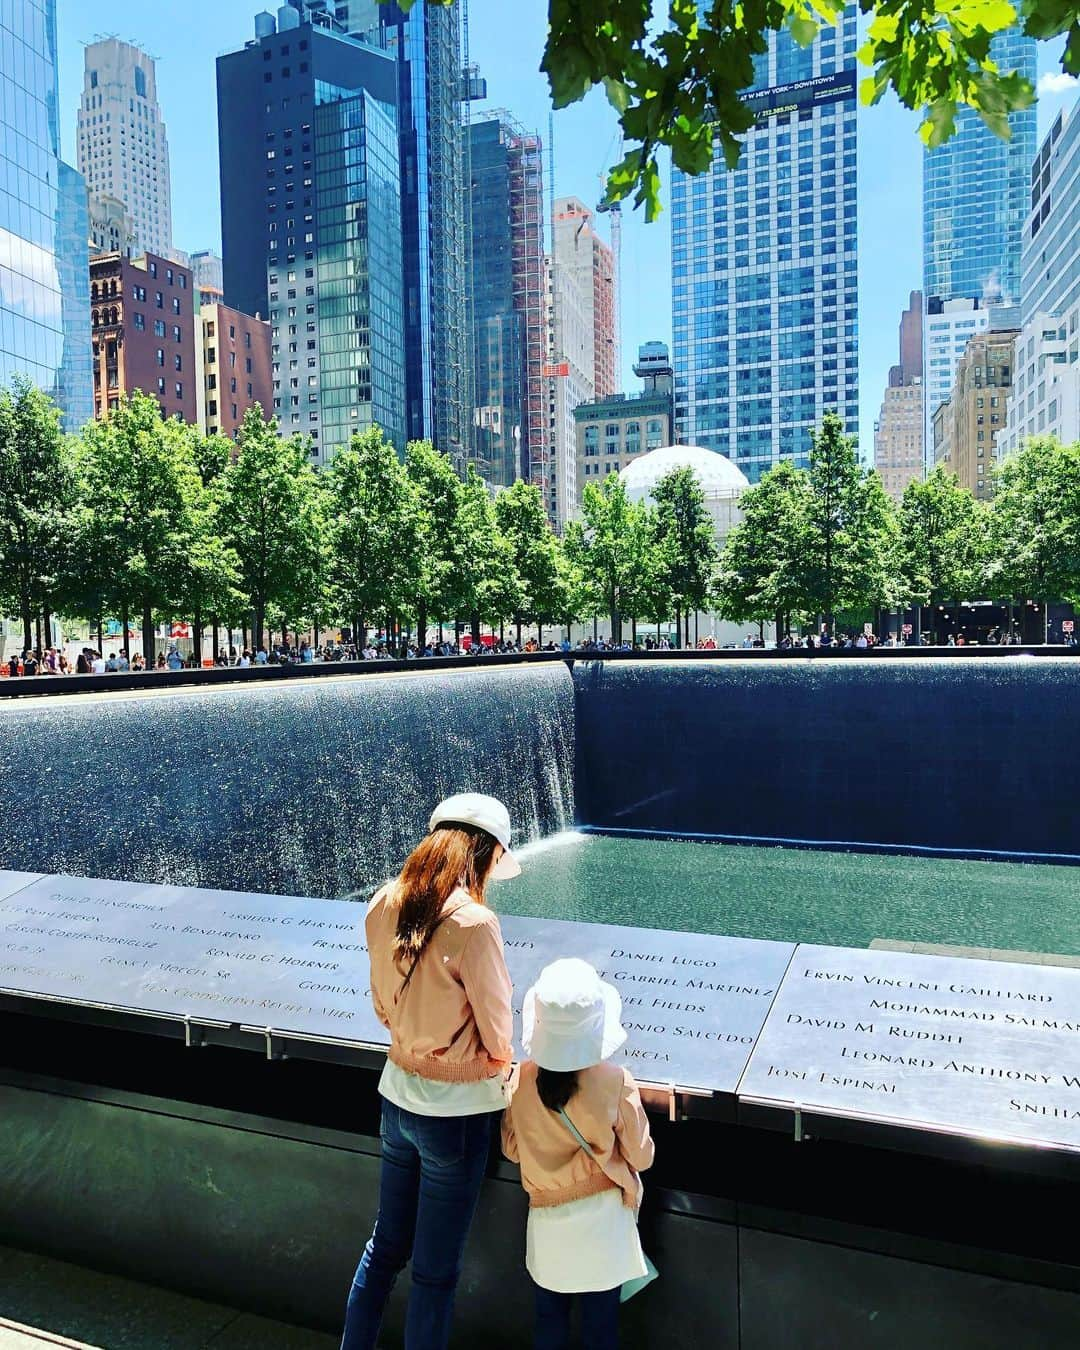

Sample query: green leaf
[788,15,820,46]
[603,76,632,112]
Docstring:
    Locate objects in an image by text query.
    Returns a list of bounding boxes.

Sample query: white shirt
[91,658,106,673]
[527,1188,647,1294]
[378,1058,505,1118]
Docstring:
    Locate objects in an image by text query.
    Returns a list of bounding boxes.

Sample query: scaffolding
[504,114,549,499]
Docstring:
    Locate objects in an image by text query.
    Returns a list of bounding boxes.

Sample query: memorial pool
[501,832,1080,956]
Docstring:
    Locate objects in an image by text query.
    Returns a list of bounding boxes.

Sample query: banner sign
[743,69,857,122]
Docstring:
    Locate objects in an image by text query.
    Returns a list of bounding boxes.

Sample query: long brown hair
[537,1068,579,1112]
[392,824,499,959]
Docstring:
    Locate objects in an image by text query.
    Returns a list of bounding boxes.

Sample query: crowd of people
[2,622,1071,677]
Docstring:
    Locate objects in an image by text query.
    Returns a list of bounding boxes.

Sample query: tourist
[502,958,655,1350]
[91,651,107,674]
[105,651,119,672]
[166,647,184,672]
[155,651,166,670]
[237,649,252,668]
[117,650,130,672]
[339,793,518,1350]
[131,652,145,671]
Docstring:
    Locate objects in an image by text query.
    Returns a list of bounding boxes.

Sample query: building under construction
[467,112,547,490]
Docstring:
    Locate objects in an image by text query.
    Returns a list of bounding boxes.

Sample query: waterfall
[0,665,575,898]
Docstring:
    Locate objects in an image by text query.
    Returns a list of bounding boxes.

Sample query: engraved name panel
[0,874,794,1093]
[0,872,42,902]
[738,944,1080,1152]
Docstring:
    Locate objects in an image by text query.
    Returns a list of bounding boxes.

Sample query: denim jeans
[340,1101,494,1350]
[533,1282,621,1350]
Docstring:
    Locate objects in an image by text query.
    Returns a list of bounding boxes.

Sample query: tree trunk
[97,612,105,654]
[417,601,428,652]
[193,606,203,666]
[252,604,263,653]
[516,618,523,647]
[20,591,32,654]
[42,606,52,652]
[631,617,637,646]
[471,613,481,646]
[538,622,543,648]
[1043,598,1049,645]
[35,612,42,655]
[121,599,130,659]
[775,610,784,643]
[142,599,154,667]
[212,616,220,662]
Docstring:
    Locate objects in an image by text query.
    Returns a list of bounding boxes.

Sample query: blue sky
[58,2,1078,456]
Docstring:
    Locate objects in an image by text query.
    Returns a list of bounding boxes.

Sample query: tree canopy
[405,0,1072,219]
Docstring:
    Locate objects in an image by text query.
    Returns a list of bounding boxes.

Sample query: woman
[502,959,655,1349]
[341,793,519,1350]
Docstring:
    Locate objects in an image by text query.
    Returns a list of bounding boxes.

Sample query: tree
[539,0,1055,218]
[406,439,467,643]
[221,408,324,652]
[494,479,562,644]
[0,379,77,652]
[76,392,204,662]
[457,465,521,643]
[326,427,423,651]
[799,412,897,629]
[575,473,650,644]
[986,438,1080,642]
[650,466,719,646]
[179,429,242,664]
[898,465,986,642]
[716,459,812,637]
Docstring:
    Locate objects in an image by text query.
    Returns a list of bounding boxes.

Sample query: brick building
[90,250,196,422]
[201,302,273,439]
[932,328,1018,499]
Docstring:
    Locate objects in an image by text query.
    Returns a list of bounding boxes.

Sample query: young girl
[502,958,655,1350]
[340,793,519,1350]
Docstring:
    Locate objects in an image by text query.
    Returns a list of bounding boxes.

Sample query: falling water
[0,665,575,898]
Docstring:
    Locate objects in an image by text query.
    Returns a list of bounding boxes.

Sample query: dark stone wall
[0,665,574,898]
[573,658,1080,859]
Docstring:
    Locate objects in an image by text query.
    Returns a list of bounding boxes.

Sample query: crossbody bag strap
[557,1107,597,1158]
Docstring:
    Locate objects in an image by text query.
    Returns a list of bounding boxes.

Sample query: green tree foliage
[458,466,522,642]
[221,408,324,652]
[800,412,897,627]
[76,392,205,662]
[717,459,812,635]
[898,465,987,641]
[401,0,1068,219]
[0,379,78,652]
[986,437,1080,641]
[327,427,424,648]
[576,473,651,643]
[406,439,467,641]
[650,466,719,644]
[494,479,562,642]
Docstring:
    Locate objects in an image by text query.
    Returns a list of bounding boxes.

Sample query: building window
[154,320,166,337]
[132,312,145,330]
[175,383,183,399]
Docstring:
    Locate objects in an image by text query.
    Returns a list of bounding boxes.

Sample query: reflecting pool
[500,833,1080,956]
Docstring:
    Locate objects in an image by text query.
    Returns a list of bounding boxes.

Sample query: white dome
[619,444,749,503]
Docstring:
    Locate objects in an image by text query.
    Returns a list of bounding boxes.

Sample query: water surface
[501,832,1080,955]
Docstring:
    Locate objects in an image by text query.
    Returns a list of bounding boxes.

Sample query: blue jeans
[533,1282,621,1350]
[340,1101,494,1350]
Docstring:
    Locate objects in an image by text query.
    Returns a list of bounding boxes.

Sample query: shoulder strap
[558,1107,596,1158]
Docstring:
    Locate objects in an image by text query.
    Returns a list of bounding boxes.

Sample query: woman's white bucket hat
[429,792,521,879]
[522,958,627,1072]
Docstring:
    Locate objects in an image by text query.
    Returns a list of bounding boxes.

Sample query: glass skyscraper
[217,12,404,462]
[923,32,1038,309]
[0,0,92,427]
[672,9,859,482]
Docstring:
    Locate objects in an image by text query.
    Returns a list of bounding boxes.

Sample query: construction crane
[595,132,624,387]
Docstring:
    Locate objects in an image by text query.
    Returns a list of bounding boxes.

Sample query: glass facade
[0,0,92,428]
[923,32,1037,310]
[672,8,859,482]
[314,89,405,452]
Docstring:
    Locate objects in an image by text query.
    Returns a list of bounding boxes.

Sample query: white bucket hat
[428,792,521,880]
[522,958,627,1072]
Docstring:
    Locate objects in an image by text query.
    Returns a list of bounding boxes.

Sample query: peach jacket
[366,885,514,1083]
[501,1060,655,1209]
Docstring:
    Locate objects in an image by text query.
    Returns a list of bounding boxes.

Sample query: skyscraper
[921,31,1036,456]
[1000,104,1080,455]
[552,199,617,400]
[874,291,924,501]
[672,9,859,482]
[1,0,91,428]
[77,39,173,259]
[217,11,405,461]
[468,113,546,489]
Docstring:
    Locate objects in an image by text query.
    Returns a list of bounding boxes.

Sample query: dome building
[620,443,749,551]
[618,444,766,647]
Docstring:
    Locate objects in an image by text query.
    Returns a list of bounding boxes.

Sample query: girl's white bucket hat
[522,958,627,1072]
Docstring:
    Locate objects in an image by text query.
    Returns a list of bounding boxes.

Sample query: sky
[57,2,1079,457]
